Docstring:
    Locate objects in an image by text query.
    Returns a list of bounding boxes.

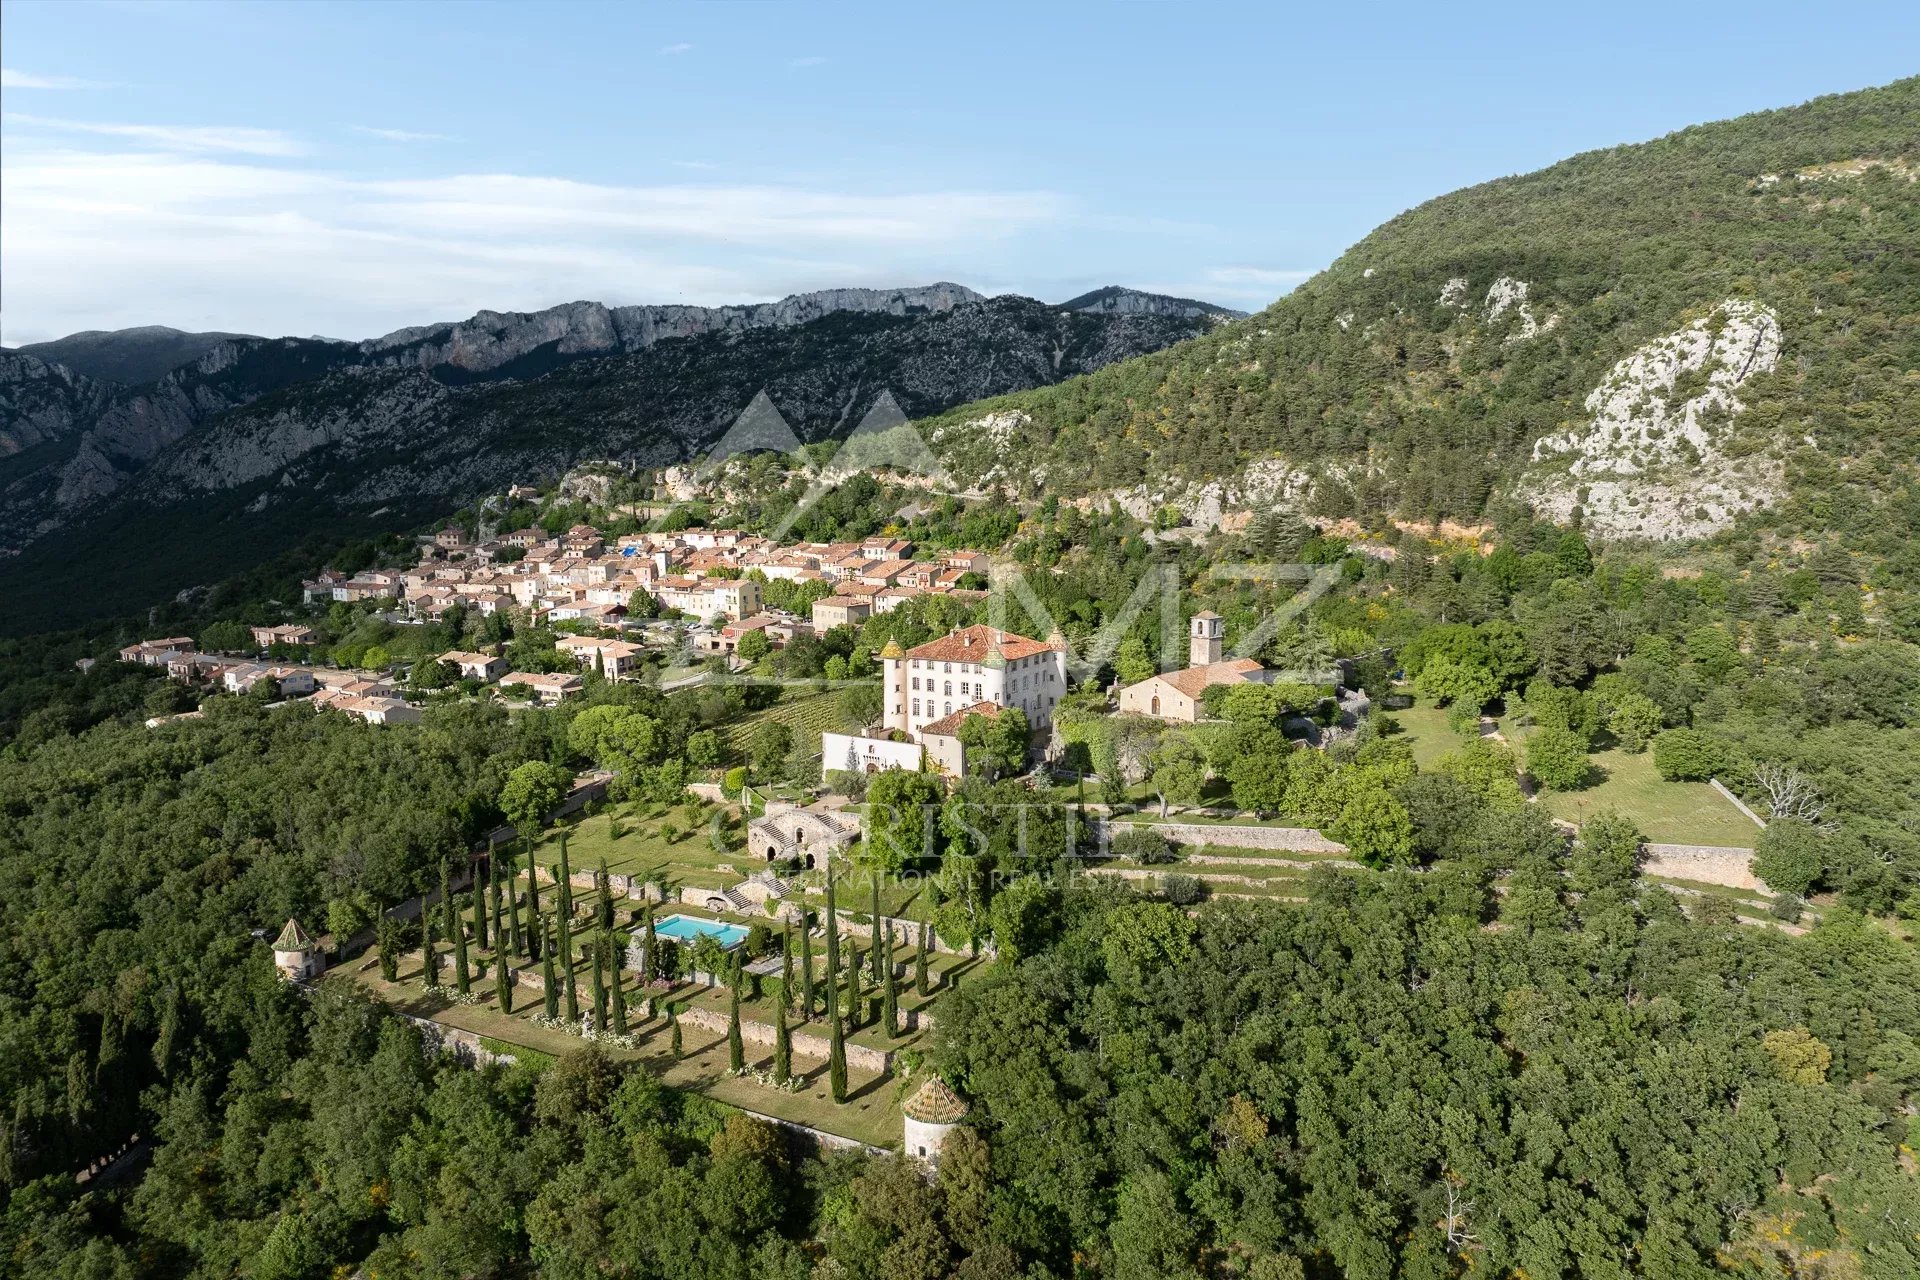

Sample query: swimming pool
[652,914,748,949]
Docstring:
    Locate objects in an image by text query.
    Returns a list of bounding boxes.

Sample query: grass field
[1380,699,1479,771]
[1535,745,1762,846]
[335,953,906,1147]
[528,799,743,885]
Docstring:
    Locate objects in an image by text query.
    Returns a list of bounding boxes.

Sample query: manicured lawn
[1380,698,1478,771]
[337,946,910,1148]
[527,799,744,884]
[1536,746,1762,846]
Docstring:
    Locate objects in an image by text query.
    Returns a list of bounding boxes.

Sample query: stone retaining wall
[401,1014,517,1067]
[1102,819,1346,854]
[1643,843,1760,891]
[675,1005,892,1073]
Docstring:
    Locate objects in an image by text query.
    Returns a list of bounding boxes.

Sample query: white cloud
[4,112,302,156]
[659,42,694,55]
[351,126,450,143]
[1,68,111,90]
[0,142,1068,343]
[789,56,827,68]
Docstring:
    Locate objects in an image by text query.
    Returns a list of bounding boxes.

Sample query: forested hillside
[925,78,1920,551]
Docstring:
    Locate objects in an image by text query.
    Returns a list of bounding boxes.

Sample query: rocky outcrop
[357,283,987,376]
[0,352,110,459]
[1526,300,1785,539]
[1060,285,1245,320]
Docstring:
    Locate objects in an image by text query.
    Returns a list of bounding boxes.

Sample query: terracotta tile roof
[920,701,1000,737]
[902,625,1060,664]
[904,1075,969,1124]
[1148,658,1266,699]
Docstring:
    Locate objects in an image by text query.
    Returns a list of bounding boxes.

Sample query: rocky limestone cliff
[0,353,111,461]
[11,326,258,386]
[357,283,986,375]
[1527,300,1785,539]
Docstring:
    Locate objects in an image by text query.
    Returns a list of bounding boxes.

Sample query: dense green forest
[921,78,1920,547]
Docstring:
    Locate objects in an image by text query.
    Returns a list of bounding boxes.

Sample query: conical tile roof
[273,918,315,951]
[903,1075,969,1124]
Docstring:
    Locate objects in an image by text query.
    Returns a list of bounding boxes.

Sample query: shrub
[1112,826,1177,864]
[722,766,748,798]
[1162,873,1207,905]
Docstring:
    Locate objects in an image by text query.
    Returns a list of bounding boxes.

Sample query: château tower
[1189,611,1224,667]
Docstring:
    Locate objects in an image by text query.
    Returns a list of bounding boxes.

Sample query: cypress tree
[823,870,841,994]
[495,936,513,1014]
[881,931,898,1039]
[915,916,931,997]
[669,1004,682,1058]
[828,999,848,1103]
[773,1000,791,1085]
[559,910,578,1022]
[502,846,524,957]
[849,941,865,1027]
[524,837,542,961]
[641,902,657,985]
[870,873,884,983]
[471,866,487,949]
[423,892,441,988]
[556,832,575,924]
[609,934,629,1035]
[488,857,504,953]
[377,914,399,981]
[595,860,614,931]
[727,980,744,1072]
[780,922,795,1012]
[590,933,609,1032]
[800,915,817,1020]
[541,916,558,1020]
[453,898,472,996]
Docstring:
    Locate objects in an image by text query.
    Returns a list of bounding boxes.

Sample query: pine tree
[669,1004,682,1057]
[541,916,558,1020]
[727,979,744,1073]
[881,931,898,1039]
[915,916,930,997]
[495,936,513,1014]
[524,837,542,961]
[609,934,629,1035]
[590,933,609,1031]
[773,1000,792,1085]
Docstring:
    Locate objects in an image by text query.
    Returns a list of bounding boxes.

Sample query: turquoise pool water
[653,914,747,948]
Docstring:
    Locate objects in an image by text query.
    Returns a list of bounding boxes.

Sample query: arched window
[1150,695,1160,716]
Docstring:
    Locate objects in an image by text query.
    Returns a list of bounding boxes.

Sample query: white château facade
[881,624,1068,738]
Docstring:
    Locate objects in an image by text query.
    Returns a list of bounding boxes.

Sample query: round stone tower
[272,917,323,982]
[902,1075,969,1165]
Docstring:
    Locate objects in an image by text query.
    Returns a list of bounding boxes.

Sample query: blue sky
[3,0,1915,345]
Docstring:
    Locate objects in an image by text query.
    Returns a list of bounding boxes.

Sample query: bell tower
[1189,611,1223,667]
